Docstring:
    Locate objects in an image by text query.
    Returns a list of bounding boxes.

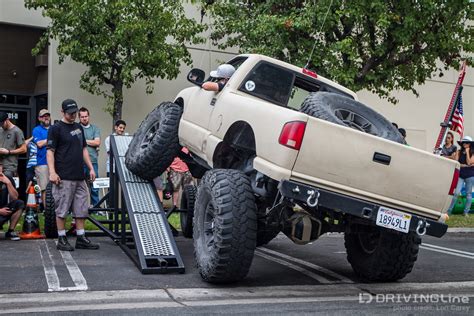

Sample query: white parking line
[259,247,353,283]
[420,245,474,260]
[38,240,61,292]
[422,243,474,256]
[254,250,333,284]
[58,250,88,290]
[38,240,88,292]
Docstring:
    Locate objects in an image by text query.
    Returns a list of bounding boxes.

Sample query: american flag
[450,93,464,137]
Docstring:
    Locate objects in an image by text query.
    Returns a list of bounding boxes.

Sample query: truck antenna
[305,0,334,70]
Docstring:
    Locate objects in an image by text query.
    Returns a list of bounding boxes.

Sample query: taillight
[279,121,306,150]
[449,168,460,195]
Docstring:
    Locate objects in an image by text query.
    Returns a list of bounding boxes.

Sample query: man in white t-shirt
[105,120,128,176]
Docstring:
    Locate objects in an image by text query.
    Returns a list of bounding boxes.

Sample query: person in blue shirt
[32,109,51,209]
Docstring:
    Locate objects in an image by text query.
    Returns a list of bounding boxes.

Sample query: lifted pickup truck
[126,54,459,283]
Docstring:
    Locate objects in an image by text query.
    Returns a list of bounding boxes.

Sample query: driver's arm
[202,82,220,92]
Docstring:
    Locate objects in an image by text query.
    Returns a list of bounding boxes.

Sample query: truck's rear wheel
[193,169,257,283]
[344,224,420,281]
[180,185,197,238]
[44,183,57,238]
[301,92,405,144]
[125,102,182,180]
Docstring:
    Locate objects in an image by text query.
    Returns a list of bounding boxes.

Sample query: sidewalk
[447,227,474,233]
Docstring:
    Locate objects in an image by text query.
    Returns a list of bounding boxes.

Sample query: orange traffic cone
[19,185,45,239]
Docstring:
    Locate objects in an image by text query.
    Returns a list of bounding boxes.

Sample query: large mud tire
[301,92,405,143]
[193,169,257,283]
[125,102,182,180]
[180,185,197,238]
[44,182,58,238]
[344,224,421,282]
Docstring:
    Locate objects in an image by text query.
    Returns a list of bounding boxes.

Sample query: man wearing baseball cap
[202,64,236,92]
[0,111,27,178]
[32,108,51,209]
[47,99,99,251]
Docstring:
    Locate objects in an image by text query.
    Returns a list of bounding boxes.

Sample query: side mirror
[187,68,206,86]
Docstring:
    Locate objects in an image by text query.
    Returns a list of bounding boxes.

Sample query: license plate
[376,207,412,233]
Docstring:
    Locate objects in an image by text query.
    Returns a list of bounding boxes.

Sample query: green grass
[446,214,474,228]
[10,208,473,234]
[12,210,181,233]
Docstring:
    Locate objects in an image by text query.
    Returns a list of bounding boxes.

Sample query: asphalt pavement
[0,231,473,314]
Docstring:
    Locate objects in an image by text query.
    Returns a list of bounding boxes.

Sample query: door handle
[373,152,391,165]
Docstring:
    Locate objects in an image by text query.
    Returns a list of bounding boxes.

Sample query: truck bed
[291,117,458,219]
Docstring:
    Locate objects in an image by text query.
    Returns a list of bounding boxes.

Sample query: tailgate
[291,118,458,218]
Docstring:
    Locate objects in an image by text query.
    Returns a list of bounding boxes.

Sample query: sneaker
[464,213,469,217]
[57,236,74,251]
[5,231,20,241]
[75,235,100,250]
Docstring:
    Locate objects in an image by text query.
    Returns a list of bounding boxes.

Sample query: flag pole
[433,61,467,153]
[436,86,463,154]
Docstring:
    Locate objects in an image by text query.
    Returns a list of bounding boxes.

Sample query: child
[25,137,38,192]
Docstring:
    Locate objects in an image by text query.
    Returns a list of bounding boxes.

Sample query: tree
[202,0,473,102]
[25,0,205,121]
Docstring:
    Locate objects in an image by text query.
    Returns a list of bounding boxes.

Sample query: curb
[447,227,474,233]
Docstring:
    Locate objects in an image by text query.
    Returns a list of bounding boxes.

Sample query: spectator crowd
[0,93,471,251]
[0,98,194,251]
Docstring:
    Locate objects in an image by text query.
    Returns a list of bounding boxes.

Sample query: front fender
[175,86,200,111]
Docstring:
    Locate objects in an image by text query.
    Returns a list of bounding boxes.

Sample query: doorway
[0,104,34,200]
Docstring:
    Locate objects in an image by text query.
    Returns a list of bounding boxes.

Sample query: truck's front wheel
[344,224,421,282]
[125,102,182,180]
[193,169,257,283]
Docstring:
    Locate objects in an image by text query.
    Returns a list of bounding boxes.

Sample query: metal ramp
[108,135,184,274]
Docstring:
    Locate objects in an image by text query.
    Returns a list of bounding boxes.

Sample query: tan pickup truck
[126,54,460,284]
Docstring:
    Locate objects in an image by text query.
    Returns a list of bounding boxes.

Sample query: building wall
[1,0,472,177]
[358,70,473,150]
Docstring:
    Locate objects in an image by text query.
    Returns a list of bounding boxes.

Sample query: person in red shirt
[168,148,194,207]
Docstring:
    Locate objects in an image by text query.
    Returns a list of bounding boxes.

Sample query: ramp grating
[135,213,175,256]
[119,157,148,183]
[127,183,160,213]
[115,135,133,157]
[110,135,185,273]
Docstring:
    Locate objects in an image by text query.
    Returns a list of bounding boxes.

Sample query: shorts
[153,174,165,191]
[0,200,25,226]
[35,165,49,191]
[26,167,35,185]
[52,180,89,218]
[169,170,193,192]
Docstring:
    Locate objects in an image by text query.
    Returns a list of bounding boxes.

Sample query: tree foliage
[203,0,473,102]
[25,0,205,121]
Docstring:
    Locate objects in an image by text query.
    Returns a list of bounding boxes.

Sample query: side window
[288,78,319,110]
[239,62,294,106]
[287,76,355,110]
[227,56,248,70]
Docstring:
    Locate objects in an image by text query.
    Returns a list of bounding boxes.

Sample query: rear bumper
[279,180,448,238]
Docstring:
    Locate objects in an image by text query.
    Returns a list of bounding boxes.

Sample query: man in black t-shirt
[47,99,99,251]
[0,163,25,240]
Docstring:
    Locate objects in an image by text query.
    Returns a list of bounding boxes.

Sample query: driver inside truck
[202,64,235,92]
